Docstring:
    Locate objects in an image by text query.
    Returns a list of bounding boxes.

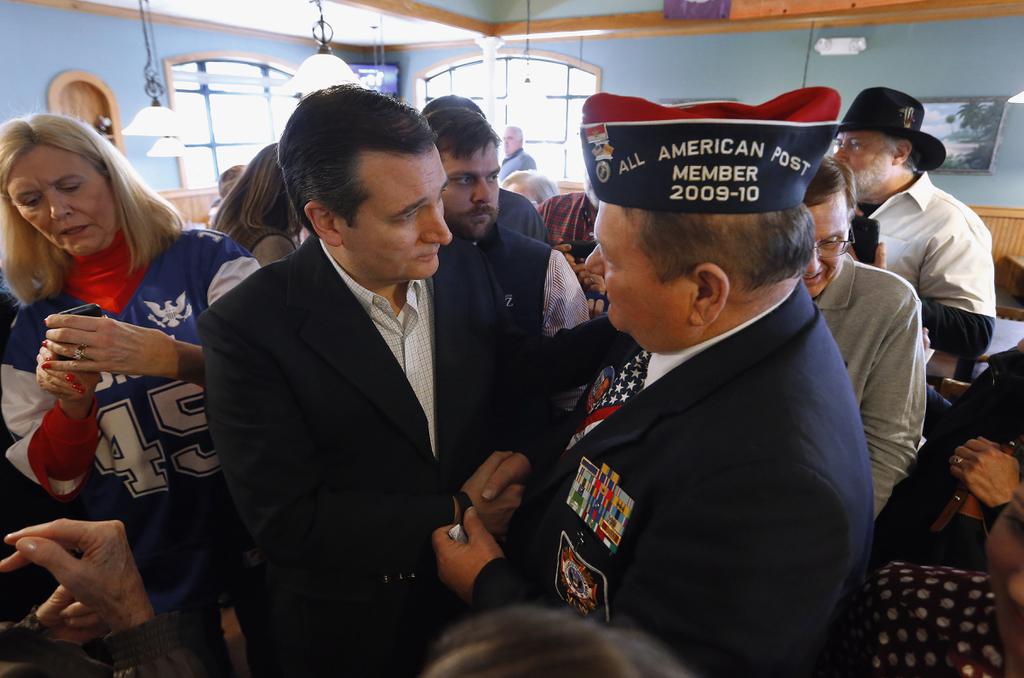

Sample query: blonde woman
[0,114,261,671]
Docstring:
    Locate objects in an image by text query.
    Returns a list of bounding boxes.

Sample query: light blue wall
[3,1,1022,205]
[0,0,362,190]
[397,16,1024,206]
[414,0,664,22]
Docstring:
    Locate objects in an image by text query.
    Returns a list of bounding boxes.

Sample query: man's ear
[304,200,348,247]
[892,139,914,167]
[684,263,730,327]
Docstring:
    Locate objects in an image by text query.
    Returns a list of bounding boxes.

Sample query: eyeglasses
[832,137,867,154]
[814,234,855,258]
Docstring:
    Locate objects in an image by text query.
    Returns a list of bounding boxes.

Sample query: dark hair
[636,206,814,290]
[218,164,245,198]
[422,95,485,118]
[804,155,857,211]
[277,84,436,228]
[421,606,695,678]
[425,107,500,160]
[213,143,301,252]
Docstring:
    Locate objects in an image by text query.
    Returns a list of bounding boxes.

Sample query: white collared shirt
[644,295,787,390]
[869,172,996,317]
[320,240,438,456]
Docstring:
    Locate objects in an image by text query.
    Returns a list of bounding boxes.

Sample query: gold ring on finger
[73,344,89,361]
[950,454,964,465]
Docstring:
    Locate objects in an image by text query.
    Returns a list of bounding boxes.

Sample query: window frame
[416,49,601,181]
[163,51,298,189]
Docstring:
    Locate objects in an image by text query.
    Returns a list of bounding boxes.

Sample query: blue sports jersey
[2,229,259,613]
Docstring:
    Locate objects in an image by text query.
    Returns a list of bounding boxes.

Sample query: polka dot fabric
[815,562,1004,677]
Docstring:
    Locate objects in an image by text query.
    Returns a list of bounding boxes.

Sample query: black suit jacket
[198,237,611,674]
[474,288,874,677]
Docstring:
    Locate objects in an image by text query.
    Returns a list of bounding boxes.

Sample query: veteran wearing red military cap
[433,87,874,677]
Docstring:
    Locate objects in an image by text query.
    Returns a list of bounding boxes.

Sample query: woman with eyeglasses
[803,155,927,516]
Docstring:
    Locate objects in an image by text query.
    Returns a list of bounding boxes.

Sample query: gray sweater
[815,257,926,516]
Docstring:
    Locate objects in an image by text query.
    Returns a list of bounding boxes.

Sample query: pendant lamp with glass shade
[509,0,548,117]
[122,0,182,142]
[288,0,359,95]
[147,137,186,157]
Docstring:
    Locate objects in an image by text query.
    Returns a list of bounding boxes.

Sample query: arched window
[420,53,600,181]
[166,53,298,188]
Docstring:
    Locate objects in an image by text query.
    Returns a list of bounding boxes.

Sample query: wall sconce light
[814,37,867,56]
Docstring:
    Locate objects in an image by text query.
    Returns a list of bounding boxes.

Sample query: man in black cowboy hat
[433,87,873,676]
[835,87,996,360]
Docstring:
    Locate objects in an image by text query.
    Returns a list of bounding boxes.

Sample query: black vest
[476,225,554,447]
[477,225,550,337]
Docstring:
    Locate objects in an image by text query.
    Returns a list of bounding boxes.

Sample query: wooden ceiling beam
[14,0,1024,53]
[10,0,366,51]
[338,0,491,35]
[490,0,1024,37]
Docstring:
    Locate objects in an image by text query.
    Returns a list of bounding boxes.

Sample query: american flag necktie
[566,349,651,452]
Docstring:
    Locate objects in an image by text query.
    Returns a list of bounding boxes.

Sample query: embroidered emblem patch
[591,142,615,162]
[143,292,193,329]
[555,531,609,621]
[585,366,615,413]
[566,457,635,554]
[899,105,916,129]
[585,124,609,146]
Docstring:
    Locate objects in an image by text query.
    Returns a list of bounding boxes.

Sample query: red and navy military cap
[580,87,841,214]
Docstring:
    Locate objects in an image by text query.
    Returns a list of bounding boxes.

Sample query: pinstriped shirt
[320,240,437,456]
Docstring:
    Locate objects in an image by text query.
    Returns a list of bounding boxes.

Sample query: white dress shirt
[320,240,438,456]
[644,295,787,390]
[869,172,996,317]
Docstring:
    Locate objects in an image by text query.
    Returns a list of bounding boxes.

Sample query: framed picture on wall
[920,97,1010,175]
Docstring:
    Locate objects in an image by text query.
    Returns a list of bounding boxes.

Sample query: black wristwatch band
[455,491,474,520]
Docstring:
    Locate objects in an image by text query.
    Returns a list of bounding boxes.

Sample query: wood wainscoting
[976,206,1024,295]
[159,187,219,228]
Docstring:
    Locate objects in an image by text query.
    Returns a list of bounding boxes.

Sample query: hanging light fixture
[287,0,359,95]
[123,0,182,139]
[511,0,547,111]
[147,137,186,157]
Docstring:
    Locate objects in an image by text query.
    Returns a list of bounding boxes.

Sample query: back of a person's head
[635,206,813,292]
[420,606,694,678]
[218,164,246,198]
[214,143,299,244]
[502,170,558,205]
[804,155,857,211]
[421,95,485,118]
[424,107,500,160]
[277,84,436,227]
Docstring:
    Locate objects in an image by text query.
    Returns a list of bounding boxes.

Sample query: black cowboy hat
[838,87,946,171]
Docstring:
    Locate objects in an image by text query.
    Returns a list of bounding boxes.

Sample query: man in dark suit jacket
[433,88,875,676]
[198,86,611,677]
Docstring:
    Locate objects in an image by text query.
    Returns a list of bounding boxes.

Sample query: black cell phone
[52,303,103,359]
[567,239,598,264]
[59,303,103,318]
[851,216,880,265]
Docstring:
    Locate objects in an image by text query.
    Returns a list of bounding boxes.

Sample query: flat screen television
[350,64,399,96]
